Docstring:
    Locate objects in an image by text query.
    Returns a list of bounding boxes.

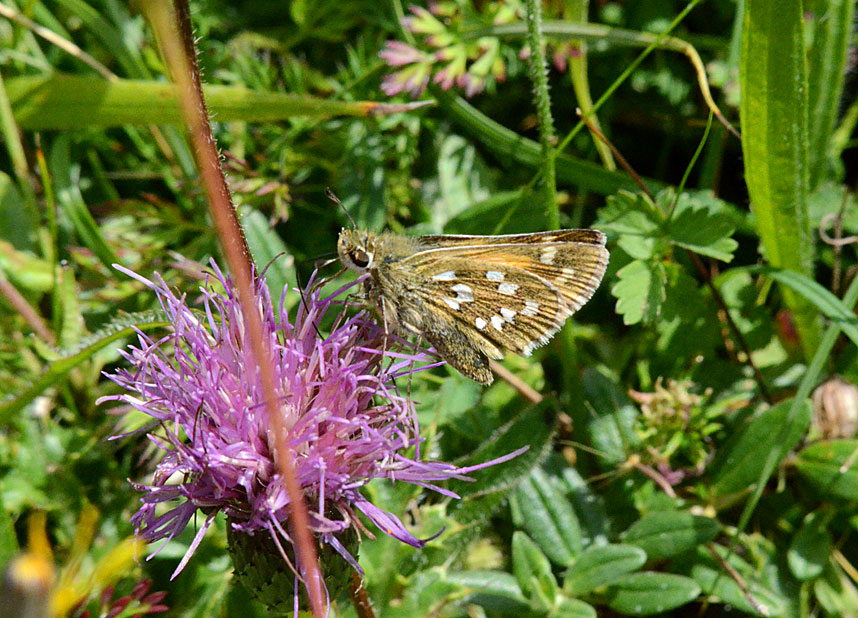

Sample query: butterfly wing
[387,232,608,382]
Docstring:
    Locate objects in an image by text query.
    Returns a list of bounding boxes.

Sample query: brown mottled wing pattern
[390,231,608,383]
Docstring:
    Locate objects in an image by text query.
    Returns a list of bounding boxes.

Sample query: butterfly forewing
[400,234,608,356]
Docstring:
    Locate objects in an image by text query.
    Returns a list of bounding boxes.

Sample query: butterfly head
[337,228,378,273]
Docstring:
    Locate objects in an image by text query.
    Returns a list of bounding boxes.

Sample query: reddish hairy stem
[143,2,324,614]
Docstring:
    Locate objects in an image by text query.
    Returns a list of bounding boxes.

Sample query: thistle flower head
[99,262,523,602]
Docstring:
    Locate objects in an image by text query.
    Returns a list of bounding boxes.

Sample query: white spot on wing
[491,315,504,330]
[486,271,504,281]
[498,282,519,295]
[451,283,474,302]
[556,267,577,283]
[475,317,487,330]
[522,300,539,317]
[442,298,460,310]
[500,307,516,321]
[540,246,557,265]
[432,270,457,281]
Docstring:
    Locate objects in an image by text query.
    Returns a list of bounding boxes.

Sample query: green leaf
[759,268,858,350]
[622,512,721,561]
[551,598,597,618]
[804,0,855,188]
[447,571,530,615]
[788,510,832,581]
[710,398,812,501]
[666,195,737,262]
[741,0,820,360]
[560,467,609,547]
[241,209,298,312]
[689,551,784,616]
[7,74,433,130]
[510,468,582,566]
[612,259,666,326]
[794,440,858,502]
[563,544,646,596]
[603,572,700,615]
[0,172,36,252]
[382,568,465,618]
[597,191,662,260]
[512,531,558,611]
[581,369,639,465]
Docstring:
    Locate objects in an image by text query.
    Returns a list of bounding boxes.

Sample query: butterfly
[337,228,609,384]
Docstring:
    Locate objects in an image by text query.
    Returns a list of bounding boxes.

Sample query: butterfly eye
[349,249,371,268]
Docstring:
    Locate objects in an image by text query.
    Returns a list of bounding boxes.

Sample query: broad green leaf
[622,512,721,561]
[510,468,582,566]
[512,531,557,611]
[7,74,433,130]
[563,544,646,596]
[581,369,639,465]
[804,0,855,188]
[241,209,298,312]
[788,510,832,581]
[603,572,700,615]
[0,311,168,423]
[741,0,820,360]
[710,399,812,501]
[612,259,666,326]
[423,134,492,232]
[794,440,858,502]
[443,190,544,235]
[666,197,737,261]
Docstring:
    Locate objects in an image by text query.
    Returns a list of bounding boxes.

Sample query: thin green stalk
[567,0,615,170]
[524,0,558,229]
[0,67,39,230]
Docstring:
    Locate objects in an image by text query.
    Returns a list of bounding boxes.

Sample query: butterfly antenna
[326,187,357,229]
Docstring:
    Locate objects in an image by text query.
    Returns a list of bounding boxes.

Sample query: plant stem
[523,0,558,229]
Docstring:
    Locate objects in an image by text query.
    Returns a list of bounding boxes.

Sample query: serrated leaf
[512,531,557,610]
[667,198,737,261]
[710,399,812,501]
[794,440,858,502]
[597,191,662,260]
[603,572,700,615]
[788,510,832,581]
[563,544,646,596]
[622,512,721,561]
[510,468,582,566]
[612,259,666,326]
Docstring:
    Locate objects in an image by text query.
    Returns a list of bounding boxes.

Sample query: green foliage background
[1,0,858,616]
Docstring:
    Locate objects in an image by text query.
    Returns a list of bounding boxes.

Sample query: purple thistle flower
[99,262,524,586]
